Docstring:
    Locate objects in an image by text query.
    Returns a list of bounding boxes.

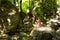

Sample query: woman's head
[36,17,42,24]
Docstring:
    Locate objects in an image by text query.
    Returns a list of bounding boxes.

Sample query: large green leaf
[22,0,29,12]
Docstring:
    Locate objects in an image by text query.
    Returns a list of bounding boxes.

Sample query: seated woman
[29,17,55,40]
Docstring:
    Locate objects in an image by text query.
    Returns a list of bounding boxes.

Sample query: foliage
[0,0,60,40]
[41,0,57,22]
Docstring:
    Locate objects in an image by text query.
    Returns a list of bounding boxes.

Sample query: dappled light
[8,10,16,15]
[7,18,11,25]
[22,0,26,2]
[0,0,60,40]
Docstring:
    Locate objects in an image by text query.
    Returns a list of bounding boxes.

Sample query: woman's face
[36,18,41,24]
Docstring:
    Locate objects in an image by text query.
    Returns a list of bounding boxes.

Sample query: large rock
[29,27,55,40]
[0,0,19,33]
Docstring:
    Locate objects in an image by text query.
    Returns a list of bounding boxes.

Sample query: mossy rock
[29,29,55,40]
[0,0,19,33]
